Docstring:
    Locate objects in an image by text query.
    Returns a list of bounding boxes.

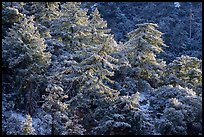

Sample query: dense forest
[2,2,202,135]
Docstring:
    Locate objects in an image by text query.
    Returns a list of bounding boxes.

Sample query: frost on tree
[88,8,114,47]
[3,15,51,85]
[124,23,167,87]
[74,8,118,63]
[162,55,202,96]
[150,85,202,135]
[25,2,61,28]
[2,3,24,38]
[62,24,119,96]
[42,84,86,135]
[2,15,51,114]
[174,2,181,8]
[91,92,151,135]
[48,5,119,96]
[56,51,119,100]
[48,8,121,133]
[22,2,60,40]
[51,2,90,53]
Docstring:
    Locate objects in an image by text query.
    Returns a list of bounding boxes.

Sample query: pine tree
[75,8,118,61]
[2,3,24,38]
[22,2,60,40]
[3,15,51,85]
[2,15,51,114]
[42,84,86,135]
[45,2,91,95]
[150,85,202,135]
[162,55,202,96]
[50,2,90,52]
[59,8,119,95]
[91,92,147,135]
[60,6,120,95]
[45,7,120,133]
[24,2,60,28]
[88,8,112,45]
[124,23,167,87]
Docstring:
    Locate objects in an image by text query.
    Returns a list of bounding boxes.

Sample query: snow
[113,122,131,128]
[113,114,125,120]
[139,92,150,112]
[91,3,98,11]
[174,2,180,8]
[11,112,26,122]
[139,92,146,102]
[32,118,47,135]
[138,91,161,135]
[140,102,150,110]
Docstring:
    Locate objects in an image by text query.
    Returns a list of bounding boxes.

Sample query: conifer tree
[88,8,114,46]
[91,92,144,135]
[50,2,90,52]
[46,7,120,133]
[22,2,60,40]
[25,2,60,28]
[58,8,119,95]
[3,15,51,85]
[75,8,118,61]
[124,23,167,86]
[162,55,202,96]
[55,5,120,94]
[42,84,86,135]
[2,3,24,38]
[2,15,51,114]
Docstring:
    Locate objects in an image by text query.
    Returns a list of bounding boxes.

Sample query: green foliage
[88,8,112,45]
[2,15,51,86]
[42,84,68,114]
[42,84,86,135]
[22,2,60,39]
[91,92,147,135]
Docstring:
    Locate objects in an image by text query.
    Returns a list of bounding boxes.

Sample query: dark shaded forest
[2,2,202,135]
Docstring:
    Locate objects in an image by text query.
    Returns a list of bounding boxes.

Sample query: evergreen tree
[24,2,60,28]
[91,92,148,135]
[150,85,202,135]
[88,8,112,46]
[75,8,118,61]
[42,84,86,135]
[46,7,121,133]
[2,15,51,114]
[48,3,119,94]
[124,23,167,87]
[22,2,60,40]
[162,55,202,96]
[3,15,51,86]
[51,2,90,53]
[58,8,119,94]
[2,3,24,38]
